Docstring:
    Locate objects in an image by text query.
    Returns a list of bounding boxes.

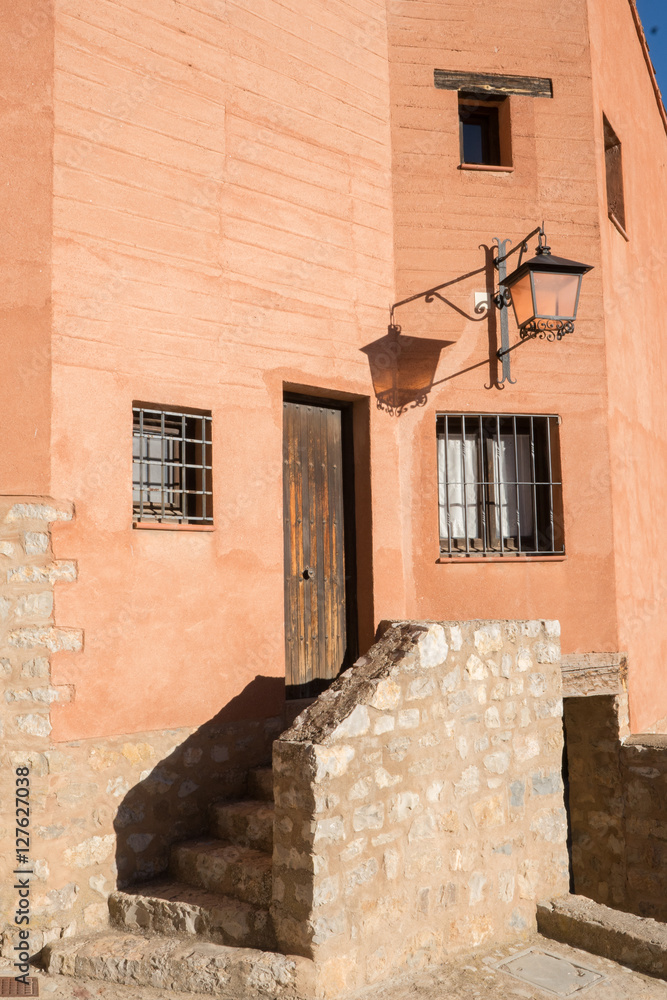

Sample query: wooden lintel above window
[434,69,553,99]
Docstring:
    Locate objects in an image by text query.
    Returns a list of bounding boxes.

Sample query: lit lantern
[500,242,593,339]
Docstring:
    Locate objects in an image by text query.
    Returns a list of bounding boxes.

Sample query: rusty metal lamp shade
[361,325,446,416]
[500,246,593,340]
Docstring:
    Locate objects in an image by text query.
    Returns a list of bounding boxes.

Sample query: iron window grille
[132,405,213,524]
[437,414,563,557]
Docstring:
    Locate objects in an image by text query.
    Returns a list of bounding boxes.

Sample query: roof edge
[628,0,667,137]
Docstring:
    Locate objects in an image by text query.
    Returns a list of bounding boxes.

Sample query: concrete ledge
[537,895,667,979]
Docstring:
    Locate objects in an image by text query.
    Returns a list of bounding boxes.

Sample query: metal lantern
[500,240,593,340]
[384,223,594,390]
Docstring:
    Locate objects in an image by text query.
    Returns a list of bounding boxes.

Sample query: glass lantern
[501,246,593,336]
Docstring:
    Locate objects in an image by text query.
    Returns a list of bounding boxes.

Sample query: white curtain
[438,426,534,545]
[494,433,533,539]
[438,431,479,540]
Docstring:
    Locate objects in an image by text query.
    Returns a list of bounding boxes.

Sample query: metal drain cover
[498,948,605,996]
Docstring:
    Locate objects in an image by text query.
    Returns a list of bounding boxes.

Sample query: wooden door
[283,399,351,695]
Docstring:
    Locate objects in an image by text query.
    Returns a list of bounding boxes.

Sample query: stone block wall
[621,735,667,920]
[0,498,81,735]
[0,497,281,965]
[271,620,569,996]
[564,697,667,922]
[563,694,627,908]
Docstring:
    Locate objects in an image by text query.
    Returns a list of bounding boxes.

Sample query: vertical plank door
[283,400,347,694]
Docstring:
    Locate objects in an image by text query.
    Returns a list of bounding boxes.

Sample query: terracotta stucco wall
[14,0,666,741]
[587,0,667,732]
[48,0,396,740]
[0,1,53,494]
[383,2,618,654]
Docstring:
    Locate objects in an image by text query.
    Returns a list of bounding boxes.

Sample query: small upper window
[132,405,212,525]
[603,116,627,237]
[437,414,563,557]
[459,92,511,167]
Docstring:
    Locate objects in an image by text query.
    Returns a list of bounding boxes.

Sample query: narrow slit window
[603,115,627,236]
[437,414,563,557]
[460,105,499,164]
[458,92,511,167]
[132,405,213,524]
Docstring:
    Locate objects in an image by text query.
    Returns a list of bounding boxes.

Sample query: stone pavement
[34,935,667,1000]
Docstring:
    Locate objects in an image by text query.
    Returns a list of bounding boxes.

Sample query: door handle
[303,567,315,580]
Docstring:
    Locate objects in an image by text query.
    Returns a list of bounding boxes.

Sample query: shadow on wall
[564,694,667,922]
[362,245,519,411]
[360,327,453,416]
[563,695,626,909]
[113,675,285,887]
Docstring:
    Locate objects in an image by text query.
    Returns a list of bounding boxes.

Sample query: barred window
[132,405,212,524]
[437,414,563,557]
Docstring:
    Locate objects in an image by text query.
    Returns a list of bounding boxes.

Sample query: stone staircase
[42,707,321,996]
[41,764,316,998]
[108,765,277,950]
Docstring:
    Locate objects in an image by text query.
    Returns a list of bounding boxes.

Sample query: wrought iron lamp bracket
[387,222,582,393]
[520,319,574,342]
[492,237,517,386]
[493,288,511,310]
[492,224,552,386]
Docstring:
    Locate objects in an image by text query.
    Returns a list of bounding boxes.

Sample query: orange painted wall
[587,0,667,731]
[12,0,664,740]
[0,1,53,494]
[381,1,618,651]
[49,0,397,739]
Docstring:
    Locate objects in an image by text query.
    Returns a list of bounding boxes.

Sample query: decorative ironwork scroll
[519,319,575,342]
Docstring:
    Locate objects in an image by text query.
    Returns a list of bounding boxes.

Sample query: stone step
[247,765,274,802]
[170,838,273,907]
[108,879,276,951]
[538,894,667,980]
[42,930,314,998]
[210,799,274,853]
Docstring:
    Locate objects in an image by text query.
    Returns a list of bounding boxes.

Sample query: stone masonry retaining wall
[0,497,280,967]
[271,620,569,997]
[563,694,627,908]
[621,735,667,920]
[564,697,667,922]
